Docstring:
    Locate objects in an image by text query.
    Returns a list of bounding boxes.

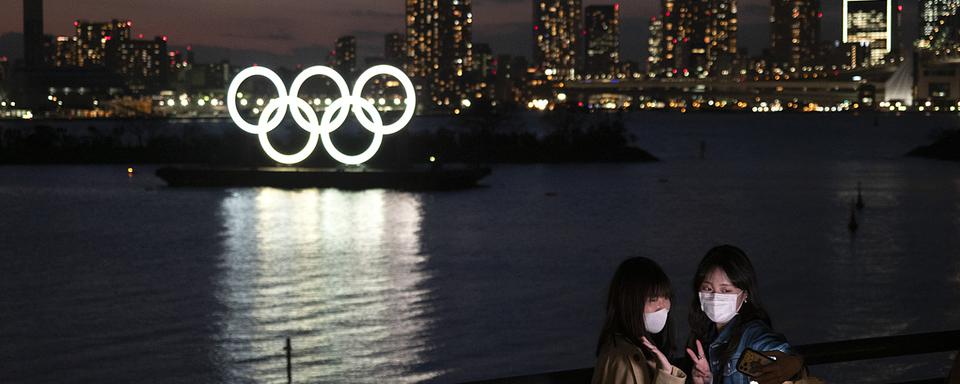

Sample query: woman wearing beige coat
[592,257,687,384]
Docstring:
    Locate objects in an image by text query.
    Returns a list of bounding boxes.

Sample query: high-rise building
[843,0,893,65]
[437,0,472,107]
[469,43,495,102]
[334,36,357,75]
[922,10,960,50]
[112,36,167,91]
[405,0,473,110]
[704,0,738,76]
[75,19,132,68]
[892,0,903,59]
[920,0,960,48]
[659,0,681,75]
[50,36,79,67]
[533,0,582,80]
[406,0,439,85]
[655,0,737,77]
[647,16,664,75]
[495,54,529,105]
[23,0,45,69]
[385,33,404,66]
[770,0,821,69]
[584,4,620,79]
[678,0,707,74]
[0,56,8,85]
[821,40,870,70]
[166,45,192,73]
[472,43,495,77]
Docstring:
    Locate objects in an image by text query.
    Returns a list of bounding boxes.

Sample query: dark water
[2,113,960,383]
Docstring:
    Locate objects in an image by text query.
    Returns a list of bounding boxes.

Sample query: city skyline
[0,0,920,67]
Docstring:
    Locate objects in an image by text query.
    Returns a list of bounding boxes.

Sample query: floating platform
[155,164,491,190]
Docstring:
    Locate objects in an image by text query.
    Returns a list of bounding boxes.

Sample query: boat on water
[155,164,491,190]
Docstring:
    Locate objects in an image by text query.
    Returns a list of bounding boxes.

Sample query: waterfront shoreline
[0,113,659,165]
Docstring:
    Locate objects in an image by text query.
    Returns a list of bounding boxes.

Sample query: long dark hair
[596,257,676,357]
[687,245,771,367]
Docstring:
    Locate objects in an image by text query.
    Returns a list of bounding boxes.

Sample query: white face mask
[699,292,742,324]
[643,308,669,334]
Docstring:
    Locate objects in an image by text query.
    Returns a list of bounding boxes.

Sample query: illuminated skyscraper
[843,0,894,64]
[584,4,620,79]
[920,0,960,44]
[679,0,708,74]
[50,36,79,67]
[23,0,44,69]
[656,0,737,77]
[533,0,582,80]
[112,36,167,91]
[472,43,494,76]
[406,0,438,84]
[704,0,738,76]
[470,43,495,102]
[75,19,132,68]
[770,0,821,68]
[647,16,664,75]
[334,36,357,75]
[406,0,473,110]
[437,0,472,107]
[659,0,681,75]
[922,9,960,50]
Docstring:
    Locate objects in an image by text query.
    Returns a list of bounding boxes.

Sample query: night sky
[0,0,920,67]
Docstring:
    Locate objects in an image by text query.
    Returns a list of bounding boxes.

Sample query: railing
[465,330,960,384]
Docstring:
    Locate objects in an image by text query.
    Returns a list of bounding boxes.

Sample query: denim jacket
[705,315,793,384]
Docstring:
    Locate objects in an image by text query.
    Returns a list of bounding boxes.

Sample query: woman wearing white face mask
[684,245,804,384]
[592,257,687,384]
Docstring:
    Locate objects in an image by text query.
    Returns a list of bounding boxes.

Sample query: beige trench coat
[592,336,687,384]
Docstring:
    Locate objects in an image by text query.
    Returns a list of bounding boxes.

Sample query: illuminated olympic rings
[226,65,416,165]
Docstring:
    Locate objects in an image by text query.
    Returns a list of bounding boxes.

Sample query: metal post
[284,337,292,384]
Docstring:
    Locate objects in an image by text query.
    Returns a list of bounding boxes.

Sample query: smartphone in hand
[736,348,775,378]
